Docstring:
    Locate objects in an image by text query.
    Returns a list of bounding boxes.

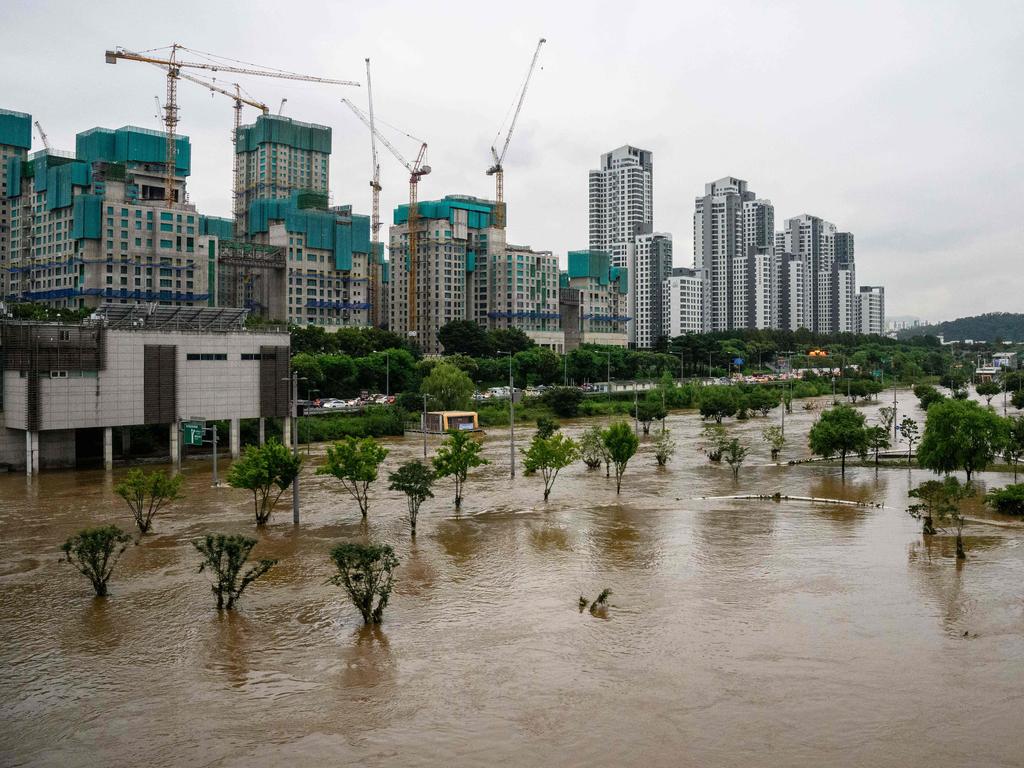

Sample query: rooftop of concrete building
[393,195,496,226]
[236,113,331,155]
[0,109,32,149]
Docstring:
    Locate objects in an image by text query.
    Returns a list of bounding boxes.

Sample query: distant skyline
[2,0,1021,321]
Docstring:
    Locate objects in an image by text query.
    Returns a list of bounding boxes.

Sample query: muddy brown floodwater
[1,392,1023,767]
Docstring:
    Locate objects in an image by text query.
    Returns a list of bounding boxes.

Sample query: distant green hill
[898,312,1024,342]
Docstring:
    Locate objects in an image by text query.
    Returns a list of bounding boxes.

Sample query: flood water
[2,392,1022,767]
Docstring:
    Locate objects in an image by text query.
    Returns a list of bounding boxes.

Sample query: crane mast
[341,98,430,342]
[106,43,359,213]
[486,37,546,228]
[365,58,382,326]
[33,121,51,150]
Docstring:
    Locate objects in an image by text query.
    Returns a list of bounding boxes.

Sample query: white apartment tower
[775,214,837,333]
[589,146,653,268]
[857,285,885,335]
[662,267,706,337]
[628,227,673,349]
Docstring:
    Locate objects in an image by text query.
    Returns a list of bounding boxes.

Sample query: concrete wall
[0,424,24,468]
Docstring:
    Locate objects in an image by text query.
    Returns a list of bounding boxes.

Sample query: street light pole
[422,393,428,459]
[286,371,304,526]
[500,350,515,479]
[605,350,611,401]
[385,351,390,397]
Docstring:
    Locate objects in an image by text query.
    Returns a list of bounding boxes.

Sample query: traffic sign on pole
[182,421,204,447]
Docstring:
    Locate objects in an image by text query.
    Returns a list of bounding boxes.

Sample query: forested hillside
[898,313,1024,342]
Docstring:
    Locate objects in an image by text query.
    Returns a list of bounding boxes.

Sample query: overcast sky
[3,0,1021,321]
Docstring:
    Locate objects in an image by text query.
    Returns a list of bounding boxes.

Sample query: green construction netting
[45,162,91,211]
[5,157,20,198]
[235,114,331,154]
[393,195,494,226]
[0,109,32,149]
[199,215,234,240]
[76,126,191,175]
[70,194,103,240]
[568,250,611,283]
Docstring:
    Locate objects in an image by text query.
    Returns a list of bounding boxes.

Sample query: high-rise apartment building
[662,266,705,338]
[1,109,32,300]
[559,250,629,351]
[628,227,673,349]
[694,176,756,332]
[833,232,856,334]
[741,197,776,329]
[589,146,653,268]
[388,195,564,354]
[775,214,837,333]
[857,285,885,335]
[4,123,216,310]
[235,114,331,238]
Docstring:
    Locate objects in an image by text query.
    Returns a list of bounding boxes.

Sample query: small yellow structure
[422,411,480,434]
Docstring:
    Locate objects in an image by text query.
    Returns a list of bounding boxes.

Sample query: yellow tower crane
[486,37,546,228]
[341,98,430,341]
[105,43,359,210]
[364,58,382,327]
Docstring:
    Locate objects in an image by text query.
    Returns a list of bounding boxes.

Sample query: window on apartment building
[186,353,228,361]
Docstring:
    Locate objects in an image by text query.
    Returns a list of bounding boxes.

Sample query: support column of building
[25,431,38,477]
[103,427,113,471]
[121,428,131,458]
[169,421,180,467]
[258,417,266,446]
[229,418,241,459]
[282,416,292,449]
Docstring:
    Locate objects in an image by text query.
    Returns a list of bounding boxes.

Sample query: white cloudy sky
[3,0,1021,321]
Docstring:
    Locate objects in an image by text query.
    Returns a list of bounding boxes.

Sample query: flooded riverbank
[2,394,1022,767]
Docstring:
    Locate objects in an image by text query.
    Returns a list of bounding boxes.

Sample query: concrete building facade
[589,146,653,268]
[559,250,629,351]
[0,305,290,474]
[489,244,563,352]
[628,228,673,349]
[857,285,885,335]
[1,109,32,300]
[662,266,705,338]
[3,122,216,311]
[694,176,754,332]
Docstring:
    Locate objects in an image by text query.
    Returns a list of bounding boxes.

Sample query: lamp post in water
[499,350,515,479]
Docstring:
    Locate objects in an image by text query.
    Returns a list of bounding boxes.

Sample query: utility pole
[290,371,301,525]
[633,381,639,435]
[385,351,390,397]
[605,351,612,401]
[564,354,568,387]
[210,423,218,487]
[891,358,898,443]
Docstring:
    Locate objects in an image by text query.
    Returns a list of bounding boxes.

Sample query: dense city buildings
[388,195,564,354]
[588,146,653,268]
[694,177,753,333]
[3,120,217,311]
[559,249,629,351]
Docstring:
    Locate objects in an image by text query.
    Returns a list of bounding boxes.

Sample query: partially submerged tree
[913,384,946,411]
[523,432,580,501]
[114,468,184,534]
[1002,415,1024,481]
[636,398,667,435]
[654,429,676,467]
[907,477,974,559]
[579,425,606,470]
[917,399,1007,482]
[865,425,891,466]
[699,386,739,423]
[60,525,132,597]
[747,387,780,417]
[976,380,1001,406]
[762,424,785,461]
[193,534,277,610]
[432,429,489,510]
[723,438,750,479]
[317,436,389,518]
[878,406,896,437]
[535,415,560,439]
[900,417,920,465]
[329,542,399,624]
[808,404,869,477]
[601,421,639,494]
[388,461,435,537]
[701,422,729,462]
[226,439,302,526]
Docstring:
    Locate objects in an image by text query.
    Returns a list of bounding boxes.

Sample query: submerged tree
[762,424,786,462]
[60,525,132,597]
[329,542,399,624]
[579,425,606,470]
[808,404,869,478]
[388,461,435,537]
[601,421,639,494]
[636,398,667,435]
[701,422,729,462]
[865,425,891,466]
[900,417,920,465]
[114,468,184,534]
[654,429,676,467]
[523,432,580,501]
[226,439,302,526]
[193,533,277,610]
[432,429,489,511]
[723,438,750,479]
[908,477,974,559]
[975,380,1001,406]
[535,415,560,439]
[917,399,1007,482]
[317,436,389,518]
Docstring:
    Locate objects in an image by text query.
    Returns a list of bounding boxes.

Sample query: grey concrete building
[0,304,290,474]
[589,146,654,269]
